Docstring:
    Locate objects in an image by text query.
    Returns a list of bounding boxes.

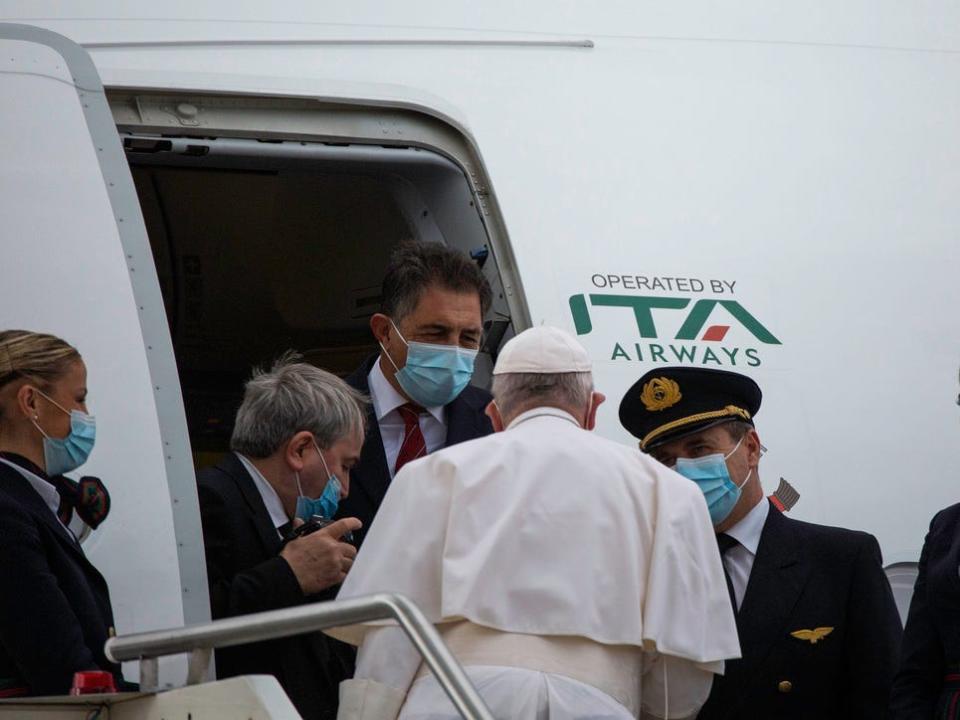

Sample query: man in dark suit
[338,242,495,545]
[619,367,902,720]
[198,356,366,720]
[890,503,960,717]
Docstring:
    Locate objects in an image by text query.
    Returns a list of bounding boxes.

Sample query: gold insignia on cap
[640,378,682,412]
[790,627,833,644]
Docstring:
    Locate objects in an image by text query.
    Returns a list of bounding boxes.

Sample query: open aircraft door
[0,24,208,685]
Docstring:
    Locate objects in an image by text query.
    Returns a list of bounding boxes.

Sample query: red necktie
[394,403,427,474]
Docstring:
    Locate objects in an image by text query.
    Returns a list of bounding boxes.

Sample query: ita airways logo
[568,274,782,367]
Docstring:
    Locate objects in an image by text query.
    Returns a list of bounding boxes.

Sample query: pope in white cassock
[327,326,740,720]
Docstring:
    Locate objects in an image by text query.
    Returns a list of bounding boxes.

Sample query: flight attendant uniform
[0,453,120,696]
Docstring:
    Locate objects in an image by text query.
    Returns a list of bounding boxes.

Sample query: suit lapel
[446,390,486,446]
[0,461,99,569]
[722,505,808,710]
[355,403,392,512]
[219,453,284,556]
[346,355,392,513]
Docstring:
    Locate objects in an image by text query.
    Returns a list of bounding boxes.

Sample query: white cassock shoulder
[326,423,740,667]
[325,448,459,645]
[638,457,741,664]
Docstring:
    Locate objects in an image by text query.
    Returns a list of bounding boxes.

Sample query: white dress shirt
[237,453,288,537]
[367,359,447,477]
[721,497,770,610]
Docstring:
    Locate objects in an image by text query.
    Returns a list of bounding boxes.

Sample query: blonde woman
[0,330,120,697]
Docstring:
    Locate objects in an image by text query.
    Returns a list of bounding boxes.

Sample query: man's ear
[485,400,505,433]
[745,428,762,468]
[284,431,315,472]
[584,391,606,431]
[370,313,393,346]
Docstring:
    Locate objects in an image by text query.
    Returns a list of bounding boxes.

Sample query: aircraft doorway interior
[122,136,514,469]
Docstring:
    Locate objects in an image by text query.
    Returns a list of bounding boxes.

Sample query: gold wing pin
[790,627,834,644]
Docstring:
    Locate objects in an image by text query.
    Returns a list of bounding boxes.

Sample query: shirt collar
[507,406,582,430]
[236,454,289,531]
[724,494,770,556]
[368,356,445,423]
[0,455,61,517]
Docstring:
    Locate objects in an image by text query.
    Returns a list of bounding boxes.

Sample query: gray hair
[721,419,755,442]
[491,371,593,420]
[231,353,368,458]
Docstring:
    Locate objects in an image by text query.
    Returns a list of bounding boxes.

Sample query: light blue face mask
[31,389,96,476]
[673,436,752,526]
[381,320,478,408]
[294,442,342,521]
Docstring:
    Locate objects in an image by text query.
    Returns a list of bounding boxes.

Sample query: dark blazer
[699,501,902,720]
[0,456,120,696]
[337,354,494,545]
[197,452,353,720]
[890,503,960,718]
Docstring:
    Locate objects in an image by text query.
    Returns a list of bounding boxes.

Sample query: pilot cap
[493,326,592,375]
[619,367,761,452]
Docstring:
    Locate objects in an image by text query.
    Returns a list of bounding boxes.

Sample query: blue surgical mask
[294,442,342,521]
[31,389,96,476]
[381,320,478,408]
[673,436,752,526]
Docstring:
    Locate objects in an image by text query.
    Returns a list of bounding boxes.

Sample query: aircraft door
[0,24,208,686]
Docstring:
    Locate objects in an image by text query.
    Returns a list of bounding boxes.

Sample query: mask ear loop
[32,387,73,416]
[30,417,50,440]
[313,442,329,475]
[726,434,757,491]
[723,434,746,460]
[378,318,408,373]
[28,387,76,440]
[312,441,343,499]
[389,319,409,346]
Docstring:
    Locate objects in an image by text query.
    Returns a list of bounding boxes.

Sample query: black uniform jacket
[698,501,902,720]
[336,354,494,545]
[0,455,120,695]
[890,503,960,718]
[197,452,353,720]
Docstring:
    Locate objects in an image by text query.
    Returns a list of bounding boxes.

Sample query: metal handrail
[105,593,494,720]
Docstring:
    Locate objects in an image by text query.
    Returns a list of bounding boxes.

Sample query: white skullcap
[493,326,593,375]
